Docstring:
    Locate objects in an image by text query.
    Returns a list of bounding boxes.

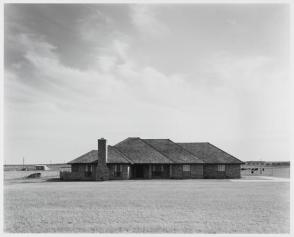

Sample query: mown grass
[4,177,289,233]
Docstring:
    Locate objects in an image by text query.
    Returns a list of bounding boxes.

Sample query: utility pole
[23,157,24,169]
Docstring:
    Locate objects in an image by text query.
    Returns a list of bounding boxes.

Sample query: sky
[4,4,290,164]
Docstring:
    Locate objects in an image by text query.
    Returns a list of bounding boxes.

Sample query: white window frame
[114,164,122,176]
[183,165,191,172]
[217,164,225,172]
[114,164,121,172]
[86,164,92,172]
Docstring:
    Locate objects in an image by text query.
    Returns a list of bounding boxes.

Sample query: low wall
[60,171,95,181]
[204,164,240,179]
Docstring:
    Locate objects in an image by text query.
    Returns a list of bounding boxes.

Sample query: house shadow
[45,178,63,182]
[45,178,99,182]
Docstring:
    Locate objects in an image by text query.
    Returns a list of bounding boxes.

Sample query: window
[114,164,122,172]
[114,164,122,177]
[153,165,162,172]
[85,164,92,177]
[217,165,225,172]
[85,165,92,172]
[72,165,79,172]
[152,165,163,176]
[183,165,191,178]
[183,165,191,172]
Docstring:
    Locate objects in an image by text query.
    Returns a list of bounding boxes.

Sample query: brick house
[60,137,243,181]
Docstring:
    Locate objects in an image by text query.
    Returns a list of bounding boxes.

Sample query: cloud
[77,8,115,43]
[4,5,289,163]
[6,30,288,119]
[5,32,189,114]
[130,5,169,37]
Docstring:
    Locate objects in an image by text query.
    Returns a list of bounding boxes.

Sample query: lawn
[4,176,290,233]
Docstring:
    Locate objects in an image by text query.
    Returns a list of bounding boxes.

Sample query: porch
[131,164,170,179]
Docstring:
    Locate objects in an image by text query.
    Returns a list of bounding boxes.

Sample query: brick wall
[108,164,130,180]
[62,164,132,181]
[171,165,183,178]
[191,164,203,178]
[171,164,203,179]
[61,163,240,180]
[204,164,240,178]
[61,164,96,181]
[225,164,241,178]
[143,165,150,179]
[95,138,110,181]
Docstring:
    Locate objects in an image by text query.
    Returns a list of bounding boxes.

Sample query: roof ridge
[110,146,134,164]
[170,140,204,163]
[207,143,244,163]
[114,137,133,146]
[144,138,169,140]
[140,138,174,163]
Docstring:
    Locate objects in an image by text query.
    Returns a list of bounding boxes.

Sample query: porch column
[169,165,173,178]
[127,165,130,179]
[149,165,152,179]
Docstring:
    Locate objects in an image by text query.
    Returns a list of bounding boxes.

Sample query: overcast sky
[4,4,289,164]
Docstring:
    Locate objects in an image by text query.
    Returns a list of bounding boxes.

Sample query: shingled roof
[114,137,172,164]
[68,150,98,164]
[108,146,133,164]
[68,146,131,164]
[177,142,243,164]
[142,139,203,164]
[68,138,242,165]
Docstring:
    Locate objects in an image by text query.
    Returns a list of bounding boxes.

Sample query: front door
[136,165,144,178]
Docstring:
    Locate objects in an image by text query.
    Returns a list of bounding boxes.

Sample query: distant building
[244,161,290,167]
[241,161,290,177]
[60,138,243,181]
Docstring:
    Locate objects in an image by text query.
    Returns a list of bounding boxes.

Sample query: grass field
[4,173,290,233]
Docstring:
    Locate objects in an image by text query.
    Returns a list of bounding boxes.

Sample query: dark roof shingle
[68,150,98,164]
[68,146,131,164]
[108,146,133,163]
[143,139,203,163]
[177,142,243,164]
[114,137,172,164]
[68,138,242,165]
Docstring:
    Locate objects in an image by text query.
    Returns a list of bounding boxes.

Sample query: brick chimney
[98,138,107,164]
[96,138,109,181]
